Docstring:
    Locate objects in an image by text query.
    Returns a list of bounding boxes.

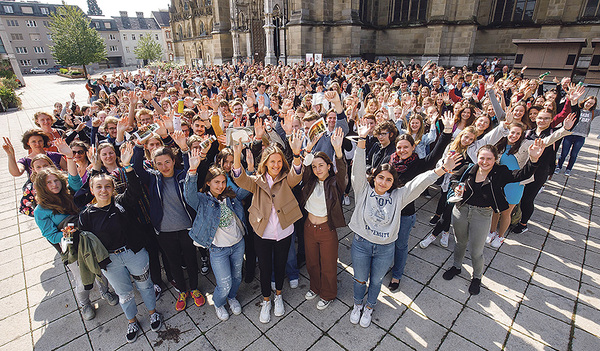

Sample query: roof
[89,16,119,32]
[151,11,170,28]
[112,15,160,30]
[0,1,82,17]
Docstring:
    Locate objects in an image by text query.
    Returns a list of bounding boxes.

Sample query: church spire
[87,0,103,16]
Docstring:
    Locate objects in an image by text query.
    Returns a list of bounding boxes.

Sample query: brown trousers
[304,219,339,301]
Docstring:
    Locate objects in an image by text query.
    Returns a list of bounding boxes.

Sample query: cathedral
[169,0,600,72]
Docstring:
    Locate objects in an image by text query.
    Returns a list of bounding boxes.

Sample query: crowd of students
[3,58,596,342]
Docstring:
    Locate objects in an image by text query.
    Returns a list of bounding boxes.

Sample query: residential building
[89,16,124,68]
[0,12,25,84]
[152,10,173,62]
[113,11,167,67]
[168,0,600,81]
[0,1,67,74]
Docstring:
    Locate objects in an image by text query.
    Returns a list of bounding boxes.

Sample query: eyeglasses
[72,150,86,155]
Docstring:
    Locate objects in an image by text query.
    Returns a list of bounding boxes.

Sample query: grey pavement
[0,74,599,350]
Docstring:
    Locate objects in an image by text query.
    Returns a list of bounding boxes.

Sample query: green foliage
[0,70,15,79]
[134,33,163,64]
[0,77,20,90]
[48,2,106,76]
[0,86,21,109]
[59,68,68,74]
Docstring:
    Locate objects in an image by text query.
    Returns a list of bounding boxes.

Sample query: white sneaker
[350,304,362,324]
[305,290,318,300]
[360,307,373,327]
[316,299,332,310]
[343,195,351,206]
[486,231,497,244]
[419,234,436,249]
[440,232,450,248]
[289,279,299,289]
[273,294,285,317]
[491,236,505,248]
[259,300,271,324]
[215,305,229,321]
[271,281,276,291]
[228,298,242,315]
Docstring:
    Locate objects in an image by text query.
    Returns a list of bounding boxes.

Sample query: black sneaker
[429,214,440,226]
[469,278,481,295]
[443,266,462,281]
[512,223,528,234]
[200,257,210,275]
[150,312,162,332]
[126,320,140,343]
[388,280,400,292]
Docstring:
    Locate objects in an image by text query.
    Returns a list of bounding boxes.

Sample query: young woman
[131,133,204,312]
[184,149,246,321]
[386,112,454,291]
[349,122,457,327]
[33,138,118,321]
[556,96,599,176]
[300,128,347,309]
[34,112,64,152]
[79,142,162,343]
[231,131,304,324]
[443,141,544,295]
[4,130,66,178]
[70,141,91,184]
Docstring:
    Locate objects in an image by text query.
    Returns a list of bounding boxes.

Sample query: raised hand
[171,130,188,151]
[281,109,294,135]
[70,92,75,100]
[441,111,454,130]
[289,130,303,156]
[232,139,242,157]
[330,127,344,152]
[120,142,134,166]
[563,113,577,131]
[117,115,129,134]
[528,138,545,162]
[357,121,370,138]
[2,137,15,156]
[128,90,138,105]
[188,147,202,171]
[54,138,73,158]
[87,146,101,168]
[254,117,265,140]
[245,148,255,172]
[324,91,340,103]
[282,98,293,112]
[569,85,585,103]
[92,116,102,128]
[443,152,463,173]
[257,95,265,111]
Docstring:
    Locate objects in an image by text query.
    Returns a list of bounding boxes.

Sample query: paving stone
[88,313,152,351]
[54,334,91,350]
[437,331,486,351]
[0,234,21,252]
[205,314,260,350]
[581,265,600,287]
[451,307,509,350]
[584,249,600,268]
[482,268,528,303]
[0,333,32,351]
[465,287,519,326]
[512,305,571,350]
[383,276,424,307]
[427,269,470,304]
[521,284,575,324]
[389,308,446,350]
[30,290,78,330]
[27,273,70,308]
[329,310,386,350]
[531,266,579,301]
[0,290,28,321]
[266,310,322,350]
[572,327,600,351]
[370,292,407,330]
[243,335,278,351]
[488,252,534,282]
[296,295,348,331]
[334,270,355,307]
[498,240,541,264]
[403,254,440,285]
[410,286,463,328]
[146,311,201,350]
[573,300,600,337]
[23,260,65,288]
[412,243,452,267]
[373,334,414,351]
[504,329,554,351]
[32,310,87,350]
[179,335,215,350]
[0,309,31,346]
[309,336,346,350]
[0,258,25,282]
[241,295,292,333]
[0,272,26,299]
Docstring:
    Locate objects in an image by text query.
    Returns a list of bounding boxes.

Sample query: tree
[134,33,163,66]
[48,2,106,77]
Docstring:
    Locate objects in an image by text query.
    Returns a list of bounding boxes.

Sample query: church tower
[87,0,103,16]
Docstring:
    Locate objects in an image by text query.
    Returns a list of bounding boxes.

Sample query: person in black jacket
[79,142,162,343]
[442,140,544,295]
[384,111,454,291]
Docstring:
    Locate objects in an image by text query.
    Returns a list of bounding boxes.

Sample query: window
[566,54,576,66]
[38,58,48,65]
[167,42,173,50]
[105,22,111,29]
[132,34,136,40]
[11,33,23,41]
[591,55,600,66]
[26,20,37,27]
[390,0,428,24]
[34,46,44,53]
[30,33,41,41]
[21,6,33,14]
[43,21,49,27]
[109,46,118,52]
[94,22,100,28]
[7,20,18,26]
[515,54,523,64]
[19,59,31,66]
[583,0,600,19]
[109,34,116,40]
[492,0,536,23]
[125,47,130,53]
[166,30,171,39]
[123,34,127,41]
[47,34,52,41]
[155,34,159,40]
[41,7,49,15]
[15,47,28,54]
[4,5,13,13]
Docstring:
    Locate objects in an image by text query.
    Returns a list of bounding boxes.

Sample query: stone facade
[170,0,600,70]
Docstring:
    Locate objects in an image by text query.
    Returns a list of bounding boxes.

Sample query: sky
[60,0,172,18]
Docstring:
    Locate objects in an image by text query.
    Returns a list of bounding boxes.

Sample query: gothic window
[177,24,184,40]
[582,0,600,19]
[200,21,205,35]
[187,24,192,38]
[359,0,375,24]
[492,0,536,23]
[391,0,427,23]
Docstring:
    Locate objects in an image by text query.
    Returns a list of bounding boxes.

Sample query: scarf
[390,152,419,174]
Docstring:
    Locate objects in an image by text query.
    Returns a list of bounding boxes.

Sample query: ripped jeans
[209,238,245,308]
[101,248,155,320]
[351,234,395,309]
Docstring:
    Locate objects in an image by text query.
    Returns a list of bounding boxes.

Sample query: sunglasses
[72,150,86,155]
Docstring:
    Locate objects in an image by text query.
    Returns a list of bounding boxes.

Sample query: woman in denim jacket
[184,148,247,321]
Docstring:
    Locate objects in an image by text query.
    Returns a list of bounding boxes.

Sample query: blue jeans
[351,234,395,309]
[101,248,155,320]
[391,214,416,280]
[209,239,245,308]
[558,135,586,171]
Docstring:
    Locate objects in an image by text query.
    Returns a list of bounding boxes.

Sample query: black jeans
[254,233,292,297]
[157,229,198,292]
[433,201,453,236]
[521,171,548,225]
[142,225,172,285]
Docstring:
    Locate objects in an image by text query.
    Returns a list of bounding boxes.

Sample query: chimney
[136,12,144,18]
[119,11,127,17]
